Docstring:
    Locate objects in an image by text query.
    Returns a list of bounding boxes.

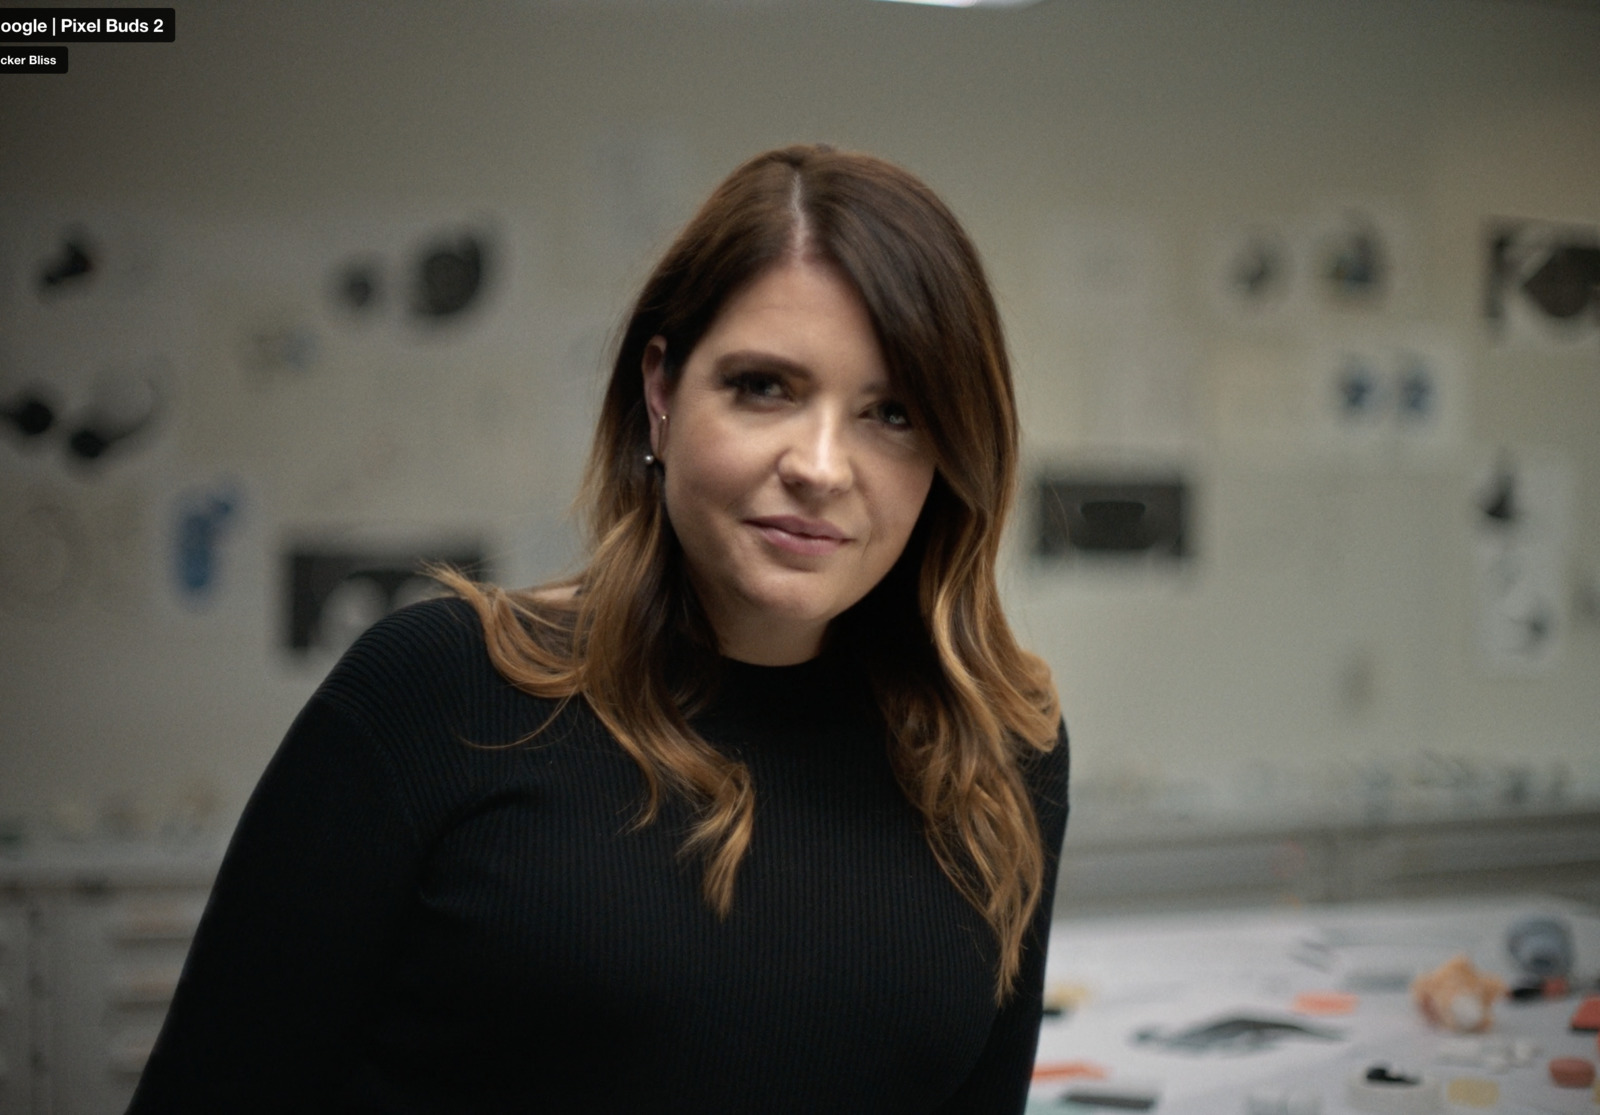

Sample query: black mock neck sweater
[128,598,1069,1114]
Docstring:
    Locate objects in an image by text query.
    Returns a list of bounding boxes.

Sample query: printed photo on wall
[1033,474,1190,564]
[284,542,486,657]
[1485,218,1600,348]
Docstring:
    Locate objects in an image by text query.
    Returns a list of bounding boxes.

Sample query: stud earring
[643,451,656,466]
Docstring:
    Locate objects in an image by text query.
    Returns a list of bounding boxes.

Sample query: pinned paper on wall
[1312,209,1392,308]
[0,358,168,471]
[1036,212,1165,324]
[1034,473,1191,565]
[36,229,97,295]
[1,212,179,483]
[1472,454,1573,674]
[0,483,153,617]
[576,131,698,280]
[1209,205,1415,325]
[1304,329,1468,458]
[1210,222,1295,323]
[1069,329,1202,454]
[1485,218,1600,348]
[6,215,162,304]
[284,542,487,658]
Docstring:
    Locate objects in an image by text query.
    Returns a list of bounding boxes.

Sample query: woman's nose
[778,410,853,494]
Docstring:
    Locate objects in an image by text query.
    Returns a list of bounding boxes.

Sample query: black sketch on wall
[1486,219,1600,339]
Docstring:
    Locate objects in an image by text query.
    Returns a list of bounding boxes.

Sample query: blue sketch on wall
[1395,353,1436,425]
[175,487,241,602]
[1319,212,1388,304]
[1335,354,1383,421]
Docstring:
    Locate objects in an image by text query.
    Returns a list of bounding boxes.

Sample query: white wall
[1,0,1597,844]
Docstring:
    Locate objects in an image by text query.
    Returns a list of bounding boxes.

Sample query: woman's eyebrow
[712,350,811,379]
[711,350,893,396]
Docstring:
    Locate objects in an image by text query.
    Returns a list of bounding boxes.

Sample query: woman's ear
[641,337,670,457]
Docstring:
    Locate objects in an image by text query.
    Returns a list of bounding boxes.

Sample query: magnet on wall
[410,230,490,322]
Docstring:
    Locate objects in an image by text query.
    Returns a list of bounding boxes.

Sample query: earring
[645,413,667,468]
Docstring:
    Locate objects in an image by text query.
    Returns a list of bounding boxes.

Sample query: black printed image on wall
[1486,219,1600,341]
[1035,475,1190,562]
[285,544,486,655]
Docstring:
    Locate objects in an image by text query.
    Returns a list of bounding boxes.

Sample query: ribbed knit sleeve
[937,722,1071,1113]
[125,599,494,1112]
[126,685,421,1110]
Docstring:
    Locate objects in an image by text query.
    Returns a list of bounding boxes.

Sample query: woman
[129,144,1068,1113]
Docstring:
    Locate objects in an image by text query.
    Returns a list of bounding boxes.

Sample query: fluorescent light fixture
[872,0,1043,8]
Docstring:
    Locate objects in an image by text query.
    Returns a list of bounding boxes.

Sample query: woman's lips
[748,515,849,556]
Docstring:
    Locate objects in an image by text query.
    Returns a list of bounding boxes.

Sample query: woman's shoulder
[312,595,499,728]
[1021,718,1070,813]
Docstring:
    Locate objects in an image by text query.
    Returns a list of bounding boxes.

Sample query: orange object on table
[1548,1057,1595,1088]
[1411,954,1507,1033]
[1031,1060,1110,1081]
[1293,990,1359,1015]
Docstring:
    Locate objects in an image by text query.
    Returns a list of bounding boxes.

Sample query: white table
[1029,896,1600,1114]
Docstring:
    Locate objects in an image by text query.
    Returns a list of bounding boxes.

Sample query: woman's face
[643,259,936,665]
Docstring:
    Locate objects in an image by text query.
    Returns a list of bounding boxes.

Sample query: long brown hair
[443,144,1060,999]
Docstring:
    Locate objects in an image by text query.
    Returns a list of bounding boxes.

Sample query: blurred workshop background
[1,0,1598,1108]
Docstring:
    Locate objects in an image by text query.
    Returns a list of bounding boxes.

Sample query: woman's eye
[725,371,787,400]
[873,400,912,429]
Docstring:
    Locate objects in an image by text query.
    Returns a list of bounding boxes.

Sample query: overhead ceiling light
[871,0,1043,8]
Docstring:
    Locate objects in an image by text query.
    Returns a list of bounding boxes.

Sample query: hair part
[445,144,1060,1001]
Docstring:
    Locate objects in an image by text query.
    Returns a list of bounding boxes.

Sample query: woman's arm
[126,693,419,1112]
[936,722,1071,1114]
